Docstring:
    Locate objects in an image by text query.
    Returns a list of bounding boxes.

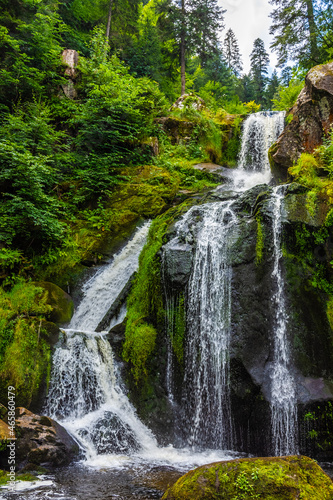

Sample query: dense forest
[1,1,333,494]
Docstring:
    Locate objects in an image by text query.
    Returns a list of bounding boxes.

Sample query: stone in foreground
[15,408,79,469]
[162,456,333,499]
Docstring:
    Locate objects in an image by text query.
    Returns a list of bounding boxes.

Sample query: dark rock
[78,411,140,454]
[162,239,193,289]
[11,408,79,470]
[270,61,333,182]
[155,117,195,145]
[61,49,78,99]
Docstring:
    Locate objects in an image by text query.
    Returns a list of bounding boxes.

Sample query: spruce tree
[269,0,319,67]
[250,38,270,105]
[187,0,226,67]
[264,69,280,108]
[281,66,293,86]
[223,28,243,76]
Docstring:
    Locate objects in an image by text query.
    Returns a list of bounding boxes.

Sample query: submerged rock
[162,456,333,499]
[270,61,333,182]
[14,408,79,469]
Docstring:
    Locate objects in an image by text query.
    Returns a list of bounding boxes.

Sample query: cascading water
[45,222,159,463]
[233,111,285,190]
[270,186,298,456]
[179,201,237,449]
[68,222,151,332]
[3,110,302,499]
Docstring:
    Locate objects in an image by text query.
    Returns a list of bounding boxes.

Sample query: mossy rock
[0,469,38,486]
[33,282,74,325]
[162,456,333,499]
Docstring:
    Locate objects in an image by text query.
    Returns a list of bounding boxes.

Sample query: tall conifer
[223,28,243,76]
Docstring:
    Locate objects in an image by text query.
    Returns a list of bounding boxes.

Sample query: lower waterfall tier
[124,182,333,460]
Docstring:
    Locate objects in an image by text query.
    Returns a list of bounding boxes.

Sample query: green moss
[0,470,38,486]
[162,456,333,499]
[167,293,186,366]
[0,281,52,408]
[327,298,333,331]
[255,214,264,265]
[123,201,192,383]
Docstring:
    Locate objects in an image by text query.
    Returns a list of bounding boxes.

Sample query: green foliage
[272,78,304,112]
[304,402,333,452]
[250,38,270,105]
[0,280,52,407]
[269,0,333,68]
[123,202,191,382]
[255,214,264,265]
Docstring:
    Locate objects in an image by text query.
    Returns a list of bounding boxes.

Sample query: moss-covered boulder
[34,282,74,325]
[162,456,333,499]
[270,61,333,182]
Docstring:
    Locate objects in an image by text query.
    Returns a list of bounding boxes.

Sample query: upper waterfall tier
[68,222,150,332]
[229,111,285,192]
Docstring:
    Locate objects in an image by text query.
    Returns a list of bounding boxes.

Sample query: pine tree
[187,0,226,67]
[264,69,280,108]
[269,0,319,67]
[223,28,243,76]
[235,74,256,103]
[250,38,270,105]
[281,66,293,86]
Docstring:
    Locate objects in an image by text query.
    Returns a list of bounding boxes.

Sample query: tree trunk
[106,0,113,42]
[180,0,186,96]
[304,0,319,62]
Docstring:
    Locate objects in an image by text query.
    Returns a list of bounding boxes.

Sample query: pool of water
[0,449,242,500]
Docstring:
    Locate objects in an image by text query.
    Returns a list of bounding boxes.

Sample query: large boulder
[13,408,79,469]
[270,61,333,182]
[34,281,74,325]
[162,456,333,499]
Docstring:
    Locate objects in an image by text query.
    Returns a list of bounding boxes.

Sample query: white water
[232,111,285,191]
[179,201,237,449]
[43,110,296,475]
[162,111,297,455]
[270,187,298,456]
[69,222,150,332]
[45,222,234,469]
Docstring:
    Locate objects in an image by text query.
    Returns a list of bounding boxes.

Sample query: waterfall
[45,222,158,460]
[166,201,238,450]
[270,187,298,456]
[232,111,285,191]
[44,110,299,465]
[69,222,150,332]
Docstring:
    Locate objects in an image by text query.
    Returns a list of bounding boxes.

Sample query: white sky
[220,0,278,75]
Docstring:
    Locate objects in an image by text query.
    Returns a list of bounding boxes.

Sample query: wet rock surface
[157,183,333,457]
[8,408,79,470]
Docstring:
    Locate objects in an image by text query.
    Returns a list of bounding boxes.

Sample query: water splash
[270,186,298,455]
[44,223,158,461]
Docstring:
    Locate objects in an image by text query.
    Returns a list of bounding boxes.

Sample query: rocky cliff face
[141,184,333,458]
[270,61,333,182]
